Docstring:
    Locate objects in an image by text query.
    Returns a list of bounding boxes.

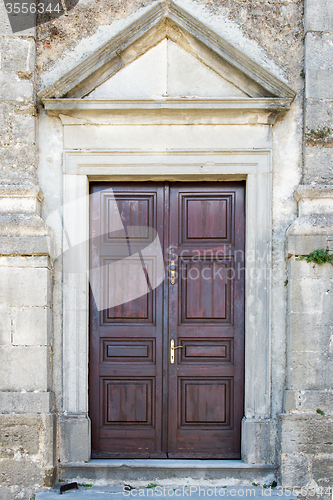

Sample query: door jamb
[60,149,272,464]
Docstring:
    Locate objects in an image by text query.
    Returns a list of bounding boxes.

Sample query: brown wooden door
[89,182,245,458]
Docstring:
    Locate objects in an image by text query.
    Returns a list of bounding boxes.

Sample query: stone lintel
[42,98,291,126]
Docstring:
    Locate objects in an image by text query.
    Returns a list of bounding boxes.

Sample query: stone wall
[0,4,36,186]
[0,5,55,499]
[303,0,333,184]
[281,186,333,493]
[280,0,333,488]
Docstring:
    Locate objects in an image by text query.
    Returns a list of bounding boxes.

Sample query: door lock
[170,339,183,364]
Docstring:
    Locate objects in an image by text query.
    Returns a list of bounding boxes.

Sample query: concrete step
[59,459,277,484]
[36,485,296,500]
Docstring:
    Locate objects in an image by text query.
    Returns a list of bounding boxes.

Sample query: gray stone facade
[0,0,332,498]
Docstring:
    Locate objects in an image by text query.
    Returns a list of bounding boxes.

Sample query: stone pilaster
[0,5,56,495]
[0,186,56,497]
[281,185,333,490]
[303,0,333,184]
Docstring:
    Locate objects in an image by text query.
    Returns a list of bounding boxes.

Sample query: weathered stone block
[0,416,40,455]
[0,196,40,215]
[304,147,333,185]
[289,258,333,280]
[305,0,333,32]
[0,458,42,486]
[0,235,54,257]
[241,418,273,464]
[0,71,33,101]
[300,390,333,412]
[289,351,333,391]
[0,267,51,307]
[289,312,333,352]
[12,306,50,346]
[0,163,37,185]
[0,346,49,391]
[305,99,333,131]
[0,144,36,172]
[280,453,310,488]
[1,38,35,72]
[0,308,11,345]
[284,390,302,412]
[312,458,333,485]
[281,414,333,454]
[0,256,49,268]
[0,391,52,413]
[287,235,328,257]
[288,277,333,314]
[0,414,56,486]
[59,416,91,463]
[11,113,36,145]
[305,34,333,99]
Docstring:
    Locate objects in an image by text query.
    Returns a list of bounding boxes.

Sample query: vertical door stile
[162,181,170,455]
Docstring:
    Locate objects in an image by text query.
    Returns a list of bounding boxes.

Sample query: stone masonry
[0,4,55,500]
[280,0,333,493]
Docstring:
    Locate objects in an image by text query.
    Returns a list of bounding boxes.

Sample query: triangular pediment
[38,1,296,102]
[85,39,248,99]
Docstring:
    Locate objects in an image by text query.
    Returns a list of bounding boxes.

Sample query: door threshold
[61,459,275,469]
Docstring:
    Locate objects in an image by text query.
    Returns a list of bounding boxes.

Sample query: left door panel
[89,183,165,457]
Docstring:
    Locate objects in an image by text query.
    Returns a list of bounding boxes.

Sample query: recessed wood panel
[181,260,233,323]
[103,378,154,426]
[102,339,155,363]
[180,339,233,363]
[187,199,227,239]
[180,378,231,427]
[180,194,234,244]
[101,257,153,324]
[102,193,154,242]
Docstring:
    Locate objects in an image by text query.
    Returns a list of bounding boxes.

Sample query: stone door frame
[60,149,272,464]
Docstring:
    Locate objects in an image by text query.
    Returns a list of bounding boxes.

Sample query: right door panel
[167,182,245,458]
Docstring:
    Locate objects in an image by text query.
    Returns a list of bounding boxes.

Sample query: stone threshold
[59,459,276,484]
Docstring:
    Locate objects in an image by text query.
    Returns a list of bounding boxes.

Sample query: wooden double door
[89,182,245,458]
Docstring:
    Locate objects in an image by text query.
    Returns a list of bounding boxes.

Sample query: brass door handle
[170,260,176,285]
[170,339,183,364]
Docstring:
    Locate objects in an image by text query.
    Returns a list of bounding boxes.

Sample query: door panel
[89,181,245,458]
[89,183,165,457]
[167,183,245,458]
